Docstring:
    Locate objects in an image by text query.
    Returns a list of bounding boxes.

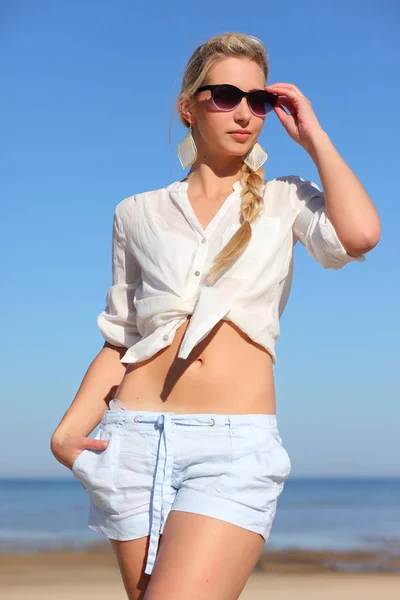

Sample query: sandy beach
[0,544,399,599]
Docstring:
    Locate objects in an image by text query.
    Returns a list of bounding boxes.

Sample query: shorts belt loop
[144,413,174,575]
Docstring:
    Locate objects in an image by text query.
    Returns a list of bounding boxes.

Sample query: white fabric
[97,175,366,365]
[108,398,128,411]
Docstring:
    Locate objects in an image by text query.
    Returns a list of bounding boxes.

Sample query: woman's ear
[179,97,196,126]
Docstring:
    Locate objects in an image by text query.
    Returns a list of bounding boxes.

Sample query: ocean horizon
[1,476,399,558]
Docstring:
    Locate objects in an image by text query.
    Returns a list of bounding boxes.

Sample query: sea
[1,477,399,559]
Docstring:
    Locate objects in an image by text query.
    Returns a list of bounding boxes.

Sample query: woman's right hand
[50,431,109,471]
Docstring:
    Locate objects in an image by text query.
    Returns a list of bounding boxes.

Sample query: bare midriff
[113,316,276,415]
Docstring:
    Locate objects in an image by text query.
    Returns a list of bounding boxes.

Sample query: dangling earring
[244,141,268,172]
[177,123,198,170]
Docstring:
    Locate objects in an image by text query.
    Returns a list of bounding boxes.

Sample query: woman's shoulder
[264,175,322,204]
[261,175,298,202]
[115,193,136,222]
[262,175,321,214]
[114,184,170,226]
[265,174,303,187]
[267,174,321,191]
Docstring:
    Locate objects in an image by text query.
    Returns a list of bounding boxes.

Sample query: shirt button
[201,238,206,244]
[194,270,200,276]
[163,334,169,341]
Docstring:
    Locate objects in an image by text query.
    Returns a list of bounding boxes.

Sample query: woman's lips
[229,132,251,141]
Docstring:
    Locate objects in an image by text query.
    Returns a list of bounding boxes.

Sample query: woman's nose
[235,95,251,119]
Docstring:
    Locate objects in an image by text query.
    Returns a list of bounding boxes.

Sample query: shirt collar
[166,180,243,193]
[165,180,242,238]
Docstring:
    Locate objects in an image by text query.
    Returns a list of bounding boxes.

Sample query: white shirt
[96,175,366,366]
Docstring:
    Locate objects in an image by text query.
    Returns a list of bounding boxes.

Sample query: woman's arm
[51,197,142,467]
[52,197,141,443]
[266,82,381,256]
[305,130,381,256]
[50,342,126,446]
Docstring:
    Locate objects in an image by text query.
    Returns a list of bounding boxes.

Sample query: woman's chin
[223,142,253,156]
[226,138,254,153]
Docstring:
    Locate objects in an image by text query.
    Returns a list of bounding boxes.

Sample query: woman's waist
[113,383,276,415]
[126,317,274,381]
[117,319,276,414]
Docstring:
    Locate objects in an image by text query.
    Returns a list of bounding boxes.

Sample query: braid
[206,163,265,285]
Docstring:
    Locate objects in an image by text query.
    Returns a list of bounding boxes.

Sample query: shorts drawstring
[134,412,215,575]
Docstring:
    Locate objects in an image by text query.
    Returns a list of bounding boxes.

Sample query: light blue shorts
[71,402,291,575]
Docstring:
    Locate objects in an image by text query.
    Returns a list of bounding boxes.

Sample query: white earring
[177,126,267,172]
[177,123,198,170]
[244,141,268,172]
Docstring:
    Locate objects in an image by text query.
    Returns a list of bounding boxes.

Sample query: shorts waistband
[101,400,278,429]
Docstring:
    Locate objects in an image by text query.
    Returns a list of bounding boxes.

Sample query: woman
[51,32,380,600]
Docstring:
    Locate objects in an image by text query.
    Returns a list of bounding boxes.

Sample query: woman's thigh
[143,511,265,600]
[109,534,163,600]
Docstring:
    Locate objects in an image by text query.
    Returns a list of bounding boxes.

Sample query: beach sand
[0,544,399,599]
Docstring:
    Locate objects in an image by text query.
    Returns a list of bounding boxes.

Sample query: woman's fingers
[54,435,109,467]
[69,435,109,451]
[276,96,295,114]
[86,437,109,450]
[266,83,307,98]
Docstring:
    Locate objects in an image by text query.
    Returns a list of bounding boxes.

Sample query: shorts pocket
[269,429,292,480]
[71,428,102,474]
[114,429,157,515]
[215,424,291,510]
[72,424,123,514]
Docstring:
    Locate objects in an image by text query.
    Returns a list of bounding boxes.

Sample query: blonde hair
[169,32,271,284]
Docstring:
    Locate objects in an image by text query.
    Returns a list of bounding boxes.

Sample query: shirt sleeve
[96,201,142,348]
[287,175,367,270]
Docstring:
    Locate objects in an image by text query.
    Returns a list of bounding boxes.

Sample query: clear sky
[2,1,399,478]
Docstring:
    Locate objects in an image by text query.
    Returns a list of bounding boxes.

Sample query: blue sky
[2,1,399,478]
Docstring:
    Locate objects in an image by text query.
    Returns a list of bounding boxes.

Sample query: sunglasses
[196,84,278,117]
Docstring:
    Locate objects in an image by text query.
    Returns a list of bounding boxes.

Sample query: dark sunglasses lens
[249,91,274,116]
[211,86,276,116]
[212,85,242,110]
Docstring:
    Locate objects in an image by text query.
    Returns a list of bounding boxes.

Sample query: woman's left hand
[265,83,325,152]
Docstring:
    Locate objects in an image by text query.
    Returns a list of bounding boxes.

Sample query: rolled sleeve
[289,175,367,270]
[97,200,142,348]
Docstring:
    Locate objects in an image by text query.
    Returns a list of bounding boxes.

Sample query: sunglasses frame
[196,84,279,117]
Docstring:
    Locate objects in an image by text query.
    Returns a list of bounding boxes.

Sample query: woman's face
[188,57,267,161]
